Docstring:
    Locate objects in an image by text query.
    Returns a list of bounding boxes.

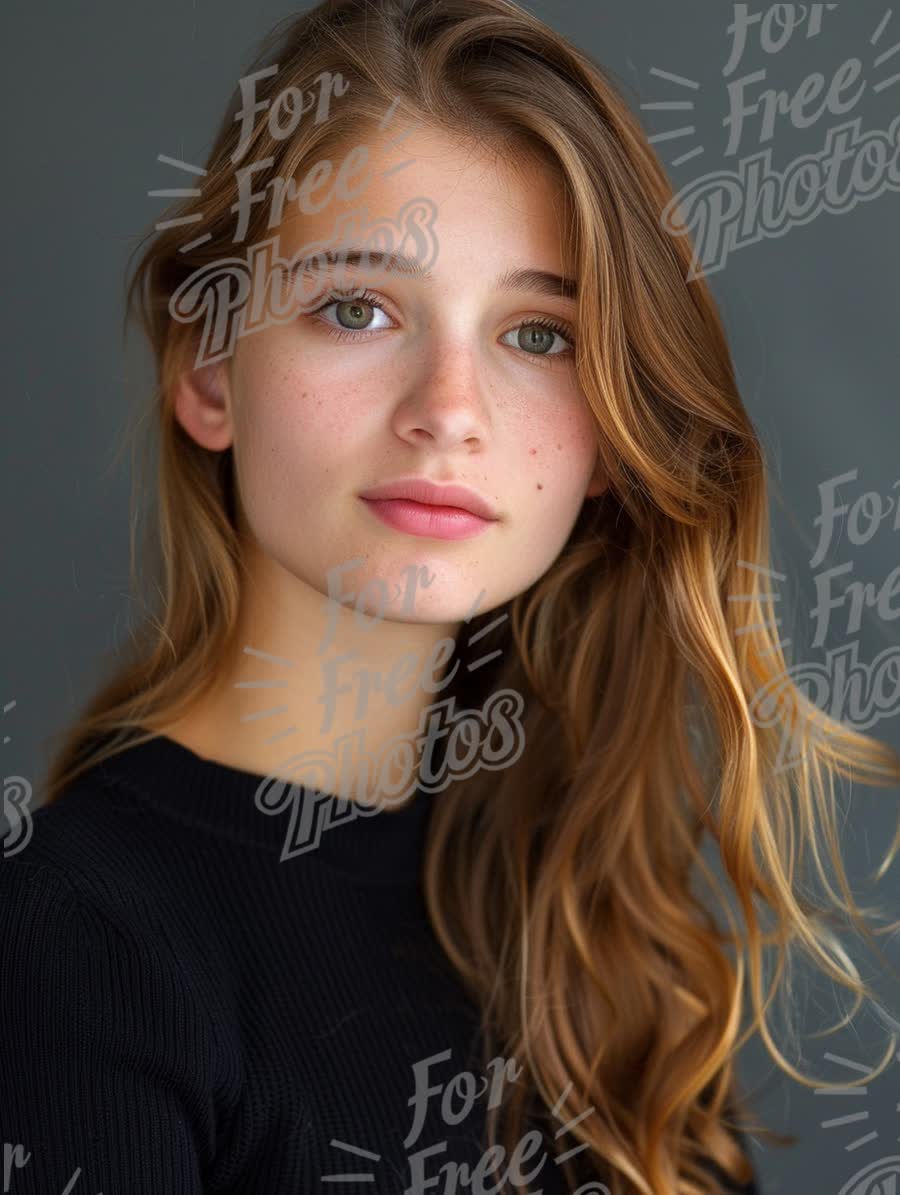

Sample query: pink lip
[359,497,495,540]
[357,477,500,540]
[358,477,499,521]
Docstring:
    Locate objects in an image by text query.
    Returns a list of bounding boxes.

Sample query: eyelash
[307,287,577,366]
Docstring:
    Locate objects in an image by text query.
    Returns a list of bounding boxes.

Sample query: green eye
[501,319,575,357]
[311,288,390,332]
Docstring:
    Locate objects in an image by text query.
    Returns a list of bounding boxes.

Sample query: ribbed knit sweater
[0,734,760,1193]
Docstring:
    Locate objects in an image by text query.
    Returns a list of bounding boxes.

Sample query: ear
[172,357,233,452]
[584,447,608,500]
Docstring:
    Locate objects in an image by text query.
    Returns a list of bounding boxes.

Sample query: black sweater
[0,734,760,1193]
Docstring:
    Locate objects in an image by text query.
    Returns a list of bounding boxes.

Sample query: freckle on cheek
[529,448,537,456]
[536,483,543,491]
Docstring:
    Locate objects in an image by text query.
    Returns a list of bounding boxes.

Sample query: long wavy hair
[41,0,900,1191]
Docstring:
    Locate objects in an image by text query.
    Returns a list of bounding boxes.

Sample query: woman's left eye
[498,320,575,358]
[308,290,576,362]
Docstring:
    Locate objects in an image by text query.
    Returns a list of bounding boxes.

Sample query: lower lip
[359,497,496,540]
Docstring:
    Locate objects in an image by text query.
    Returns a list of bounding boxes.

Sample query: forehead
[277,120,572,276]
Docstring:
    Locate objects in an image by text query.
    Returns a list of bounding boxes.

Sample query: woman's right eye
[310,289,393,335]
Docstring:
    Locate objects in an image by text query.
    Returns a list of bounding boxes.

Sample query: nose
[390,330,492,451]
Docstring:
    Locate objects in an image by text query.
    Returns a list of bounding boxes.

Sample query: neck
[156,539,462,807]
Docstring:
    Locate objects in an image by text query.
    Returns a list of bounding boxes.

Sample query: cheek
[233,348,368,468]
[519,401,598,499]
[229,352,371,529]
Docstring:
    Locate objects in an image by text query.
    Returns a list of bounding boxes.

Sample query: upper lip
[359,477,499,521]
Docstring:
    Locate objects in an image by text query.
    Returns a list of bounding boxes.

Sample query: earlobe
[584,456,608,500]
[173,359,234,452]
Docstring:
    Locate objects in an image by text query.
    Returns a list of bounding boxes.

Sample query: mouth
[358,496,497,541]
[358,477,499,518]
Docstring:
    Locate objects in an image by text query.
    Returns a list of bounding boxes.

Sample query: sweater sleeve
[0,858,219,1193]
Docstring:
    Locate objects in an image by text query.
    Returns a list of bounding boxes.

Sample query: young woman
[3,0,898,1192]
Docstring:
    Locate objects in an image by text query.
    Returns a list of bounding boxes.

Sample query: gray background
[2,1,899,1191]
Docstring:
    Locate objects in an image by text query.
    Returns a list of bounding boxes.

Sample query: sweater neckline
[96,732,438,885]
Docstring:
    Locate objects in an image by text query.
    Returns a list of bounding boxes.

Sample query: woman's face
[177,121,606,625]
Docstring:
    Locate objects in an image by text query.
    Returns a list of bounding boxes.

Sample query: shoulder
[0,764,244,1052]
[0,775,245,1097]
[6,765,194,924]
[0,823,223,1051]
[0,848,240,1191]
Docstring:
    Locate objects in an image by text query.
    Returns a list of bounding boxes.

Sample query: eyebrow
[284,248,578,301]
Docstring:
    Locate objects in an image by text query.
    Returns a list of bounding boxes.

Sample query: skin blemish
[529,447,538,455]
[537,483,543,490]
